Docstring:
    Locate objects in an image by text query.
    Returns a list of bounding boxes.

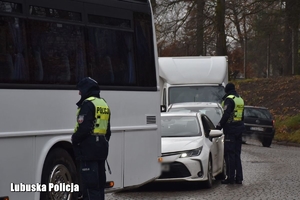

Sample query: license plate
[250,127,264,131]
[161,164,170,172]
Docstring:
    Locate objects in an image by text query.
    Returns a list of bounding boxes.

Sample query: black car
[242,106,275,147]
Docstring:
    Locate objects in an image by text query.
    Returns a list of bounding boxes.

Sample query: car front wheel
[215,158,226,180]
[203,156,213,188]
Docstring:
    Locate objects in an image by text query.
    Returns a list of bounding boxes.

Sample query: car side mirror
[161,105,166,112]
[209,129,223,138]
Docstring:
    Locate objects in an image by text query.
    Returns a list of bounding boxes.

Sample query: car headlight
[180,146,203,158]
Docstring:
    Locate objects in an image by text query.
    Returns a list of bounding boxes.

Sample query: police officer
[72,77,111,199]
[216,83,245,184]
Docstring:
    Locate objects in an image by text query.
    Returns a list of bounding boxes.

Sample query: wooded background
[150,0,300,79]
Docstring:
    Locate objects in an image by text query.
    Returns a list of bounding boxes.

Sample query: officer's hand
[71,135,79,145]
[216,123,222,130]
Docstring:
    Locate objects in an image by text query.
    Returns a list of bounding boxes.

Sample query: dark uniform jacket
[218,90,245,135]
[72,79,111,161]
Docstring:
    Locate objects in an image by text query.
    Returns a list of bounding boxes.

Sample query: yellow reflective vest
[222,95,244,123]
[74,97,110,135]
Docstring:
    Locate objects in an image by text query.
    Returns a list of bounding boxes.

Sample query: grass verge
[274,114,300,143]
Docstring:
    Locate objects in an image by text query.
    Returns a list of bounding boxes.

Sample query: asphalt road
[105,139,300,200]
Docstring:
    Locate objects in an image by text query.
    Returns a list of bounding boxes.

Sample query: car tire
[262,137,273,147]
[215,158,226,180]
[203,156,213,188]
[40,148,79,200]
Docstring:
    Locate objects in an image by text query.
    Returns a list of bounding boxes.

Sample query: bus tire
[40,148,78,200]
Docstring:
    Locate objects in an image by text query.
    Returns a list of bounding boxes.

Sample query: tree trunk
[196,0,205,56]
[284,0,299,75]
[216,0,227,56]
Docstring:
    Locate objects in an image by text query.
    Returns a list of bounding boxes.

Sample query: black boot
[221,179,234,184]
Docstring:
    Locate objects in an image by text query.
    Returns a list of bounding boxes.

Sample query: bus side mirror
[161,105,166,112]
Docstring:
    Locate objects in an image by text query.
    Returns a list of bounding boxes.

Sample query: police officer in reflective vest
[216,83,245,184]
[72,77,111,199]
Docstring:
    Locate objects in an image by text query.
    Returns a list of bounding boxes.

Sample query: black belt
[91,135,107,142]
[227,121,243,125]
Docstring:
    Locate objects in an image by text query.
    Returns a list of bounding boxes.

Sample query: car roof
[244,105,269,110]
[161,112,199,117]
[170,102,222,108]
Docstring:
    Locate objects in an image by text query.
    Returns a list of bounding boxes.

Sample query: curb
[273,140,300,147]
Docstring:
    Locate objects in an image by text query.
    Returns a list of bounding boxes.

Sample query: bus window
[27,20,86,84]
[86,27,135,86]
[29,5,82,22]
[0,16,28,82]
[0,1,22,13]
[134,12,156,87]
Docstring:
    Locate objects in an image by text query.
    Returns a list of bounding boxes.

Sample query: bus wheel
[40,148,78,200]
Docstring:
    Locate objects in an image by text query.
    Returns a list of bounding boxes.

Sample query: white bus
[0,0,161,199]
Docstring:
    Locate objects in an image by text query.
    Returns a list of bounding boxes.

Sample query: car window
[161,116,202,137]
[201,115,210,137]
[204,116,216,129]
[201,115,217,138]
[244,108,272,119]
[168,107,222,126]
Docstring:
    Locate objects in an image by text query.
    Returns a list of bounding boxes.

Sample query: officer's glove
[216,123,222,130]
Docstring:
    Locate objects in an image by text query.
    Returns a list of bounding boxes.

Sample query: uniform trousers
[79,160,106,200]
[224,132,243,182]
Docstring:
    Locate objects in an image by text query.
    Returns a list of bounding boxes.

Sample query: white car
[157,112,226,188]
[167,102,223,126]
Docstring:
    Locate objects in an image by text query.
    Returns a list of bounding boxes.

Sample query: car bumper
[155,155,209,182]
[243,130,275,139]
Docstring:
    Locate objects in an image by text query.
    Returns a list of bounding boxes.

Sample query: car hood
[161,136,203,153]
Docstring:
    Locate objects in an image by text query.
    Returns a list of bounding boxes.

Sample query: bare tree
[155,0,195,55]
[284,0,300,75]
[154,0,300,78]
[226,0,280,78]
[196,0,205,55]
[155,0,215,56]
[216,0,227,56]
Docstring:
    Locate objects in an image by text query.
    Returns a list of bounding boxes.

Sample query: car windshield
[169,86,225,104]
[244,108,272,119]
[168,107,222,126]
[161,116,201,137]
